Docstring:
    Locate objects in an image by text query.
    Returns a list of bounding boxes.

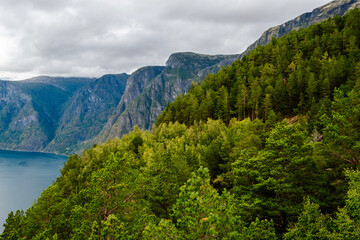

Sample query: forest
[2,9,360,239]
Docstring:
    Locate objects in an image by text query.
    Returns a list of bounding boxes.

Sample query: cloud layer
[0,0,331,80]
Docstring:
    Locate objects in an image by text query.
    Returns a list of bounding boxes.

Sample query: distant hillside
[156,8,360,128]
[44,74,129,154]
[0,53,238,155]
[0,77,94,151]
[95,0,360,151]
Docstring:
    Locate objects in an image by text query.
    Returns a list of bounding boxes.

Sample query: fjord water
[0,150,67,232]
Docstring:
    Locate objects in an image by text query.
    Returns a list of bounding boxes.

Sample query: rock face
[44,74,129,154]
[104,66,165,129]
[245,0,360,53]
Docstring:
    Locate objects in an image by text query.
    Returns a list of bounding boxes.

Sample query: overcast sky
[0,0,331,80]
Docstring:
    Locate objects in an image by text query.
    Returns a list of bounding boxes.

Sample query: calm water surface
[0,150,67,232]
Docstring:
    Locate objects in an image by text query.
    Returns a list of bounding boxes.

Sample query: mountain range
[0,0,358,155]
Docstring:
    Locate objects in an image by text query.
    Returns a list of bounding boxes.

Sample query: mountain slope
[156,8,360,128]
[0,81,46,151]
[0,52,240,155]
[44,74,129,154]
[98,66,165,141]
[245,0,360,53]
[0,77,93,151]
[96,0,360,148]
[96,52,240,143]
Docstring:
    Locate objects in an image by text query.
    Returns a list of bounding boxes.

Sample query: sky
[0,0,332,80]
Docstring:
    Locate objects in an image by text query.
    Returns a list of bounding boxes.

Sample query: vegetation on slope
[2,9,360,239]
[157,11,360,127]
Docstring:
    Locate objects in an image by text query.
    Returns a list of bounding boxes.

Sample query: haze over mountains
[0,0,358,155]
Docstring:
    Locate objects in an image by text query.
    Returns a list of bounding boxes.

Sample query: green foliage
[343,169,360,222]
[143,219,181,240]
[0,210,25,240]
[170,167,242,239]
[321,89,360,166]
[239,218,277,240]
[283,198,332,239]
[285,170,360,240]
[144,167,276,239]
[230,121,323,232]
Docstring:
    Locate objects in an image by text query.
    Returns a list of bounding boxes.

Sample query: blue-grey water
[0,149,67,232]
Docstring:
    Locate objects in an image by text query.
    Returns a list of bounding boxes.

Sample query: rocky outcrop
[105,66,165,126]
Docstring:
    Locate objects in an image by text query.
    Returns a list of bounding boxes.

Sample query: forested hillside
[156,10,360,127]
[2,10,360,239]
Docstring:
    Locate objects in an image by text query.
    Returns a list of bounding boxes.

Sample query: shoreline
[0,148,68,158]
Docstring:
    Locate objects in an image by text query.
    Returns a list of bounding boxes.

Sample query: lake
[0,149,67,233]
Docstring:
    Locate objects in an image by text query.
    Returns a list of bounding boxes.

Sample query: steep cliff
[44,74,129,154]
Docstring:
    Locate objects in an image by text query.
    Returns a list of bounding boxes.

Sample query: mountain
[0,53,238,155]
[156,7,360,128]
[0,77,94,151]
[96,52,240,144]
[44,74,129,155]
[245,0,360,53]
[0,80,45,151]
[20,76,94,93]
[96,66,165,142]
